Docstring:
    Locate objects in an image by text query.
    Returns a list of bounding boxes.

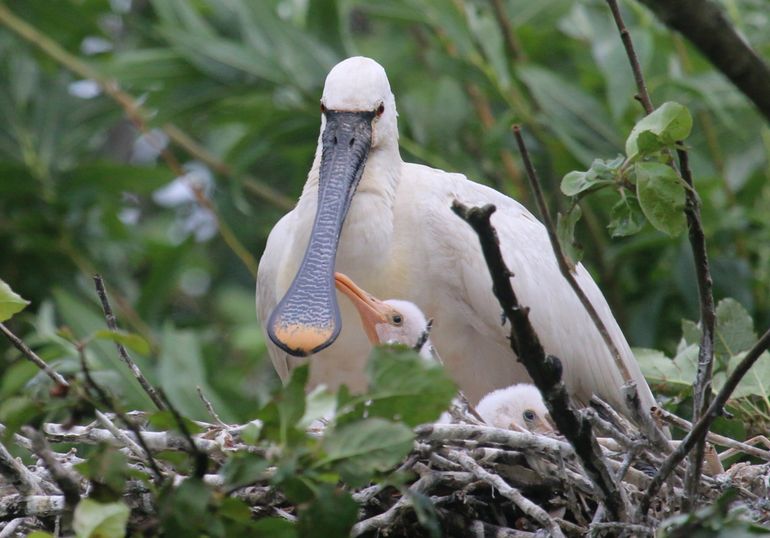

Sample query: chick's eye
[523,410,536,422]
[391,314,403,326]
[376,103,385,116]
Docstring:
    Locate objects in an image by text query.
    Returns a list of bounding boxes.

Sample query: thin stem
[606,0,716,508]
[0,323,69,388]
[93,275,165,411]
[641,326,770,512]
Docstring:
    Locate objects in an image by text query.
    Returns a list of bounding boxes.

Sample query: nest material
[1,399,769,537]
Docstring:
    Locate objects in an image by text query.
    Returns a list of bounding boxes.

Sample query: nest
[2,396,769,537]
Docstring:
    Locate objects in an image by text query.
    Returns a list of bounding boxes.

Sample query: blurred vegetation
[1,0,770,534]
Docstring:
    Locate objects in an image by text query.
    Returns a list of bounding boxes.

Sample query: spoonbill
[256,56,657,422]
[476,384,555,434]
[334,272,436,360]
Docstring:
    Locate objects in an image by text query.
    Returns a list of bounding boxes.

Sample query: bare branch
[24,428,81,510]
[451,201,627,521]
[157,390,208,479]
[0,323,69,388]
[93,275,165,411]
[635,0,770,123]
[0,440,48,495]
[196,386,228,428]
[605,0,716,506]
[0,495,64,520]
[77,343,165,483]
[445,449,565,538]
[652,406,770,461]
[641,326,770,512]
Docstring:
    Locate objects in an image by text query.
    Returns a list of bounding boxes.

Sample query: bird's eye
[391,314,403,326]
[523,410,536,422]
[376,103,385,116]
[320,103,326,114]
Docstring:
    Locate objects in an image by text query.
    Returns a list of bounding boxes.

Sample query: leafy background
[1,0,770,519]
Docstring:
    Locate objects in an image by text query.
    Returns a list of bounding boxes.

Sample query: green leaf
[625,101,693,160]
[557,205,583,265]
[252,518,297,538]
[635,162,686,236]
[635,346,697,393]
[0,278,30,322]
[0,361,40,400]
[73,499,130,538]
[296,485,358,538]
[608,195,644,237]
[298,385,336,429]
[257,364,309,445]
[158,326,233,421]
[320,418,414,486]
[361,346,456,427]
[714,298,756,363]
[560,156,623,196]
[159,478,212,535]
[74,446,129,502]
[220,453,269,490]
[92,329,151,356]
[716,351,770,399]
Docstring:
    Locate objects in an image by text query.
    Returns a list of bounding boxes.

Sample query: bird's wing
[414,169,656,414]
[256,211,297,382]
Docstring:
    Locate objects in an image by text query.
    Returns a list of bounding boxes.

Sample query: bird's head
[321,56,398,151]
[476,384,556,434]
[267,57,398,357]
[334,273,435,358]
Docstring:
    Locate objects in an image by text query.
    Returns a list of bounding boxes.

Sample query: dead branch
[512,125,670,451]
[634,0,770,123]
[451,200,628,522]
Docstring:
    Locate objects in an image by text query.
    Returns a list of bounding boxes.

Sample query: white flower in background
[132,129,169,164]
[153,162,218,244]
[68,80,101,99]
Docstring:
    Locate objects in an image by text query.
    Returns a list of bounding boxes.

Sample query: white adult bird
[256,56,657,423]
[476,384,555,434]
[334,272,436,361]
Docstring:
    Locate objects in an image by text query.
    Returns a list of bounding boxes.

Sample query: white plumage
[476,384,554,434]
[256,56,658,424]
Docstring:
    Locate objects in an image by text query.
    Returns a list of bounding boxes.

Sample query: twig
[641,326,770,512]
[636,0,770,123]
[445,449,566,538]
[42,423,226,454]
[605,0,715,506]
[157,390,208,479]
[590,521,654,536]
[94,410,149,462]
[606,0,654,113]
[77,344,165,483]
[0,323,69,388]
[93,275,165,411]
[0,519,24,538]
[0,440,47,495]
[0,495,64,520]
[24,428,81,510]
[196,386,228,428]
[451,200,628,521]
[489,0,523,61]
[652,406,770,461]
[513,125,670,453]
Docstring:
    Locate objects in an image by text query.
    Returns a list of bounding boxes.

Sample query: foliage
[1,0,770,534]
